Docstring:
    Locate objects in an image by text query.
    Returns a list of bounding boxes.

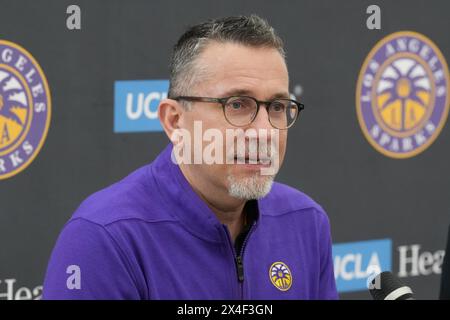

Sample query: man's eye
[271,102,286,112]
[231,102,242,109]
[228,100,251,110]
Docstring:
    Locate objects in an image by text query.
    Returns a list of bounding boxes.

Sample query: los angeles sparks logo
[356,31,449,158]
[269,262,292,291]
[0,40,51,179]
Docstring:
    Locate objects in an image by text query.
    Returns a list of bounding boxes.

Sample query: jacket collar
[149,144,261,244]
[149,144,222,243]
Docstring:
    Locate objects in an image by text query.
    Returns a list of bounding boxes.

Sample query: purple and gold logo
[269,261,292,291]
[0,40,51,179]
[356,31,449,158]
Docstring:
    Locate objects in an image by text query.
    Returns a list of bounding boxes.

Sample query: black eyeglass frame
[171,95,305,129]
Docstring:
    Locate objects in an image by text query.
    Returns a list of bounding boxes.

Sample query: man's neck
[179,164,246,242]
[209,201,247,242]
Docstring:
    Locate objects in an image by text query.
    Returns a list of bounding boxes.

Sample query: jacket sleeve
[42,218,143,300]
[318,209,339,300]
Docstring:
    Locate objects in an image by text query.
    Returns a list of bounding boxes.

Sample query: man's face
[179,41,289,200]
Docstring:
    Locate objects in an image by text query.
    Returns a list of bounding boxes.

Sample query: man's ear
[158,98,183,142]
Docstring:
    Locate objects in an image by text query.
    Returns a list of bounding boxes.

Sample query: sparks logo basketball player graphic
[269,261,292,291]
[356,31,449,158]
[0,40,51,179]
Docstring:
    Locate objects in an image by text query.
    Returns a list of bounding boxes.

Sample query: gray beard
[227,173,274,200]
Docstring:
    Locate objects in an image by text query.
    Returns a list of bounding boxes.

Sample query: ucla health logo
[333,239,392,293]
[114,80,168,133]
[0,40,51,180]
[356,31,449,158]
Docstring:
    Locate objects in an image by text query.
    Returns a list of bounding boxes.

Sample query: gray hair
[168,15,286,102]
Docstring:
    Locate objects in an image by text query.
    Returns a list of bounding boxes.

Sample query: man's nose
[249,105,273,130]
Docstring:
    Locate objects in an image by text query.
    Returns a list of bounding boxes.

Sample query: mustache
[226,140,279,163]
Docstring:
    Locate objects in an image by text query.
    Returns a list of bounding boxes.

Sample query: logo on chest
[269,261,292,291]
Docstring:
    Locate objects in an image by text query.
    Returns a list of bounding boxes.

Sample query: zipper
[222,222,257,299]
[236,256,244,282]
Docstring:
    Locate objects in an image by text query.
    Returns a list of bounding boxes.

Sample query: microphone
[368,271,415,300]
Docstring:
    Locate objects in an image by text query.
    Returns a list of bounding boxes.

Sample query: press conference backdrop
[0,0,449,300]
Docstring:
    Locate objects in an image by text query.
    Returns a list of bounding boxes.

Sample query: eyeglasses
[171,95,304,129]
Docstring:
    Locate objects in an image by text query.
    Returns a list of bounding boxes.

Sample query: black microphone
[369,271,415,300]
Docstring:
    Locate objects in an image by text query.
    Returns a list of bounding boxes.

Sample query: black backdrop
[0,0,449,299]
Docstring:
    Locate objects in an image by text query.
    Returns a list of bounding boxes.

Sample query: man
[43,15,338,299]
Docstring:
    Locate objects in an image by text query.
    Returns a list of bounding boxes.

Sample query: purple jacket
[43,144,338,299]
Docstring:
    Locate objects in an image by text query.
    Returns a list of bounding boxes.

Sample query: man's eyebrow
[221,88,254,97]
[269,92,291,100]
[220,89,290,100]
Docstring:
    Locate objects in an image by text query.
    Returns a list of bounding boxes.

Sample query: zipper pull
[236,256,244,282]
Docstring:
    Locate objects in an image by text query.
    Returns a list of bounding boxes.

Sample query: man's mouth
[233,155,272,165]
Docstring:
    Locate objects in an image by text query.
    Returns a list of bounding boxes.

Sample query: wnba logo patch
[269,261,292,291]
[0,40,51,179]
[356,31,449,158]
